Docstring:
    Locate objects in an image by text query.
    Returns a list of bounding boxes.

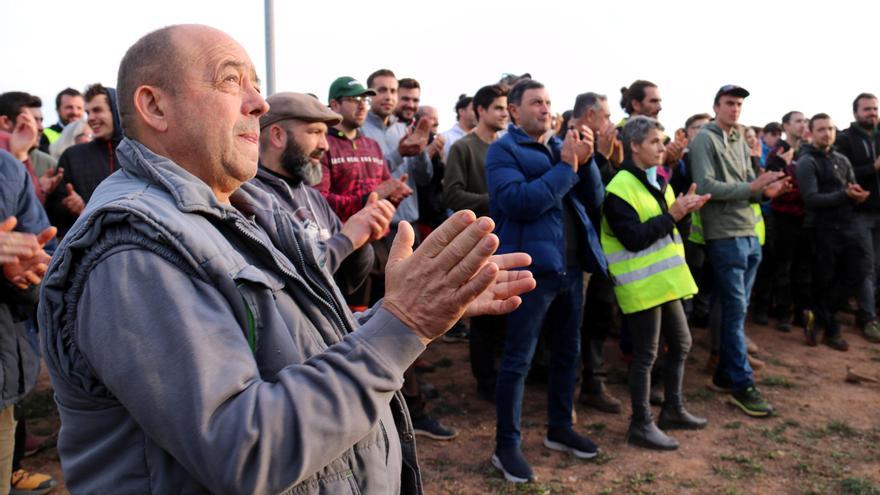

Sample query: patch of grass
[484,478,573,495]
[685,387,714,403]
[759,375,797,389]
[587,422,606,434]
[627,471,656,489]
[724,421,743,430]
[763,356,794,369]
[839,477,880,495]
[598,488,613,495]
[592,451,614,465]
[794,461,812,474]
[826,420,859,438]
[760,422,794,444]
[715,454,764,480]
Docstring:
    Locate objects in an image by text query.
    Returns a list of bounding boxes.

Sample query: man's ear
[269,124,286,149]
[133,85,168,133]
[0,115,12,132]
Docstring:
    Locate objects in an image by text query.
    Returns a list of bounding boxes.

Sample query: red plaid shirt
[317,130,389,222]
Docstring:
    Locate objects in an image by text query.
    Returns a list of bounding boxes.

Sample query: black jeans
[469,315,506,393]
[811,226,875,333]
[625,300,692,422]
[771,211,811,318]
[580,273,618,394]
[752,208,776,315]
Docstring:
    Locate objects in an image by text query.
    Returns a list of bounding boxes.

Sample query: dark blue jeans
[706,236,760,391]
[495,270,583,450]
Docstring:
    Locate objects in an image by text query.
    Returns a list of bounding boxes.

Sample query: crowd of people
[0,23,877,493]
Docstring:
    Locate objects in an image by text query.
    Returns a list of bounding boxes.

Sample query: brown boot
[579,384,622,414]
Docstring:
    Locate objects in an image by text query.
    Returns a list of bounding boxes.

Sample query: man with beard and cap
[45,83,124,236]
[38,24,535,494]
[254,92,396,297]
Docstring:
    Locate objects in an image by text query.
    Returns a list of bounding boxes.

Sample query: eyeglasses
[341,96,371,105]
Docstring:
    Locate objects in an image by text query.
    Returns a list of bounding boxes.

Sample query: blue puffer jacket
[487,125,607,276]
[0,149,52,410]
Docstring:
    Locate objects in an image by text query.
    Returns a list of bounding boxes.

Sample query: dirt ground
[19,316,880,495]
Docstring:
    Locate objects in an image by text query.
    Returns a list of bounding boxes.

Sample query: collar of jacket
[330,127,362,141]
[366,111,397,130]
[620,159,669,195]
[115,138,272,220]
[505,123,560,148]
[703,121,742,143]
[800,142,835,159]
[848,121,879,139]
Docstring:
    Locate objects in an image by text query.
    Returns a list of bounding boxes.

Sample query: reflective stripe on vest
[601,169,698,314]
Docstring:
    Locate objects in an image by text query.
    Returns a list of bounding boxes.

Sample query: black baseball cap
[714,84,750,105]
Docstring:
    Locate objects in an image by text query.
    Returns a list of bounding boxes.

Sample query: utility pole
[264,0,276,96]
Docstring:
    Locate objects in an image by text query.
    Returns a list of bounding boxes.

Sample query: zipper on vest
[231,219,350,339]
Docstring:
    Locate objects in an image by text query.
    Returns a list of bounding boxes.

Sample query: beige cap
[260,92,342,129]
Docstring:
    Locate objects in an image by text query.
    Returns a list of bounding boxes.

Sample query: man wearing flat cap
[38,24,536,494]
[254,92,396,297]
[689,84,788,418]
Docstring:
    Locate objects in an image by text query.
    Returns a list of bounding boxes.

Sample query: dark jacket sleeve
[603,192,677,253]
[572,155,605,218]
[45,149,76,231]
[795,155,848,209]
[487,141,579,221]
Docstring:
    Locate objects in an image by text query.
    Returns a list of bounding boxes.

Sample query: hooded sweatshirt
[689,122,764,240]
[46,87,123,235]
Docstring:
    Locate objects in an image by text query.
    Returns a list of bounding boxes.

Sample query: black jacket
[795,143,858,229]
[46,87,123,235]
[835,122,880,211]
[603,161,689,252]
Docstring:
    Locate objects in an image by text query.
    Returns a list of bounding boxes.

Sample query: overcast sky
[2,0,877,134]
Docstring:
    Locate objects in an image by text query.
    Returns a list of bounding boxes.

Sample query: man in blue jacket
[488,79,607,483]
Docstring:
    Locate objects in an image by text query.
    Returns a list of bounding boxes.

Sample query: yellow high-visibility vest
[601,170,697,314]
[688,204,764,246]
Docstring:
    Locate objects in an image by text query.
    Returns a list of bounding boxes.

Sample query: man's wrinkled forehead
[174,27,259,83]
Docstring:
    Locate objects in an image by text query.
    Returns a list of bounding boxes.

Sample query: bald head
[117,24,231,138]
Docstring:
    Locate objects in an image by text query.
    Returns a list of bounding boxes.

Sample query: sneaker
[823,333,849,352]
[412,416,458,440]
[543,427,599,459]
[579,386,622,414]
[861,320,880,343]
[441,324,469,344]
[10,469,57,495]
[730,386,774,417]
[491,448,533,483]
